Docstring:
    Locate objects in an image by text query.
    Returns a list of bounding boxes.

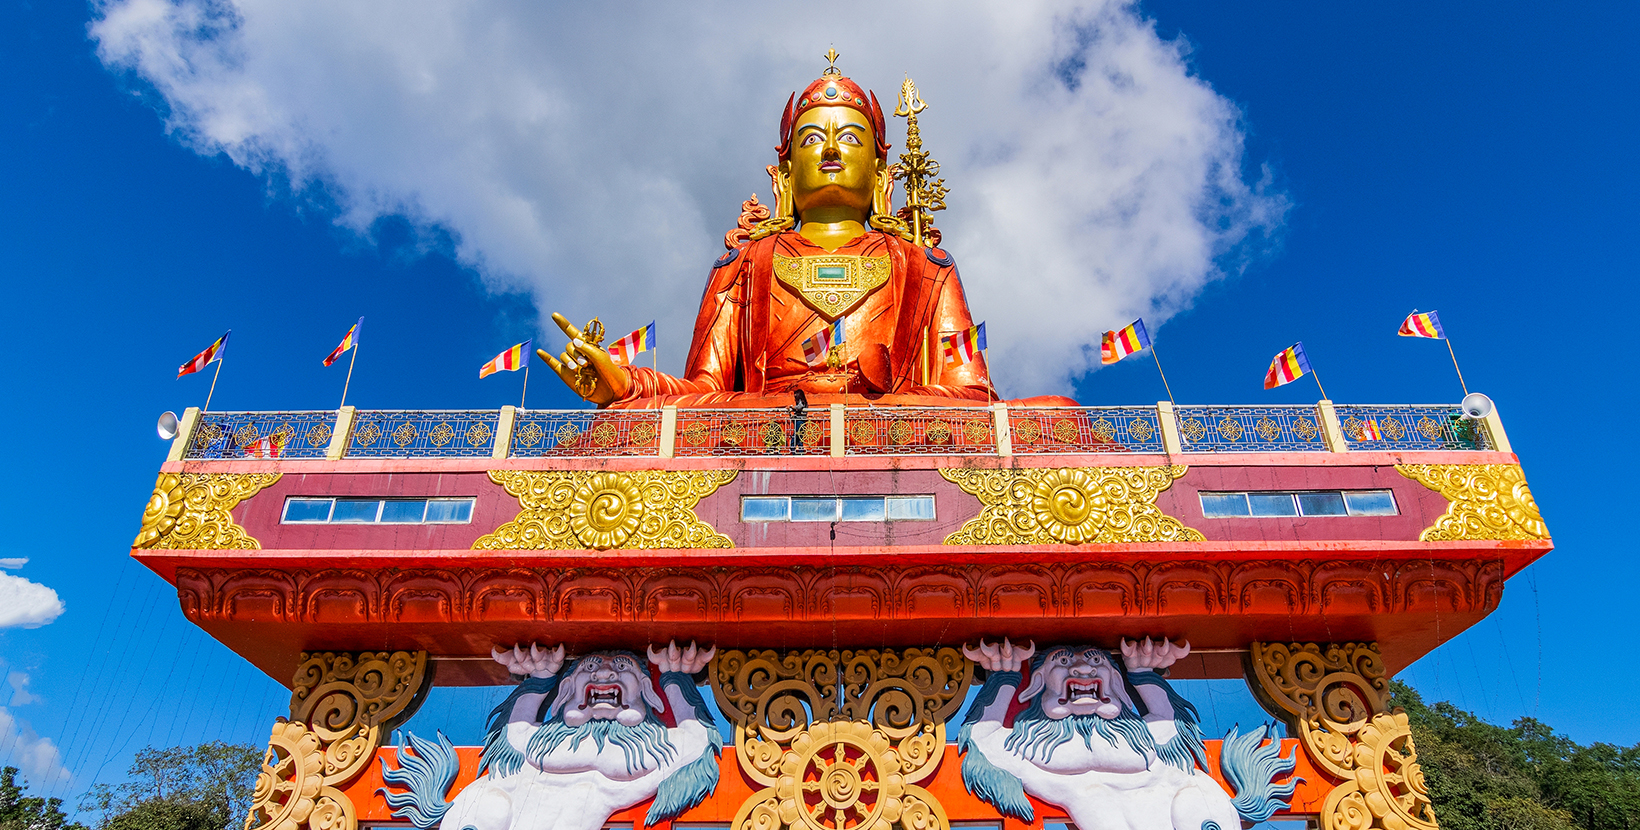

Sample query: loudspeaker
[1460,393,1493,420]
[157,411,180,440]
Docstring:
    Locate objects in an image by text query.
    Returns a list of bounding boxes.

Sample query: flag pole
[1445,338,1469,397]
[1311,368,1330,402]
[521,362,530,410]
[204,358,223,412]
[340,342,358,410]
[1150,344,1177,405]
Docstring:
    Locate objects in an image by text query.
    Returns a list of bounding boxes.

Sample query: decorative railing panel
[509,410,662,458]
[1334,404,1492,451]
[673,408,827,457]
[184,411,337,460]
[843,406,996,455]
[347,410,499,458]
[1174,405,1326,453]
[1010,406,1165,454]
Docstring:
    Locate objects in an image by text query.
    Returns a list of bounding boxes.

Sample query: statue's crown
[776,52,890,160]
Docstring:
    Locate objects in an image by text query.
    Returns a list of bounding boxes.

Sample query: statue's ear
[871,164,894,218]
[770,162,794,221]
[640,675,666,713]
[544,676,578,721]
[1017,668,1047,703]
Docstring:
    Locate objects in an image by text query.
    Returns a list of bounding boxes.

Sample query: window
[282,497,475,524]
[1199,490,1398,518]
[740,495,936,522]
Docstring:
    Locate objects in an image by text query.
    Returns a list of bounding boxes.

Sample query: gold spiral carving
[288,651,431,784]
[940,466,1202,545]
[1248,642,1438,830]
[134,472,280,549]
[1396,464,1548,541]
[474,469,736,551]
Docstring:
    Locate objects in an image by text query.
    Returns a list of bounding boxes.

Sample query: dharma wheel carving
[711,648,969,830]
[1247,642,1438,830]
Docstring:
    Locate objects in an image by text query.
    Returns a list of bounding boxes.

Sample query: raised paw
[1119,636,1189,671]
[962,637,1035,672]
[490,642,565,678]
[648,640,716,674]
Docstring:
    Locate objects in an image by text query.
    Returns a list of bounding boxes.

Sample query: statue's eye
[1055,655,1070,665]
[839,133,861,145]
[801,133,823,146]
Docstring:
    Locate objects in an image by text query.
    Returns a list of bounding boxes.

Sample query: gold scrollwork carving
[289,651,431,784]
[1397,464,1548,542]
[1248,642,1437,830]
[134,472,280,550]
[940,466,1203,545]
[474,469,736,551]
[713,648,966,830]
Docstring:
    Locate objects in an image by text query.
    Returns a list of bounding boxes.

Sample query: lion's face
[1027,647,1126,720]
[556,651,662,727]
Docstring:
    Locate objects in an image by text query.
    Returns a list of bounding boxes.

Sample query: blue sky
[1,0,1636,815]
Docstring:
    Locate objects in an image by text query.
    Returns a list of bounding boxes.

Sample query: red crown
[776,73,890,161]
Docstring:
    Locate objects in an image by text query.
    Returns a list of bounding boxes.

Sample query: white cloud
[7,672,38,706]
[0,558,27,569]
[0,707,70,787]
[0,572,64,629]
[91,0,1283,396]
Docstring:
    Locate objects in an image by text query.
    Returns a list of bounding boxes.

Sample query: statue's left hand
[648,640,716,674]
[538,313,632,406]
[1120,637,1189,671]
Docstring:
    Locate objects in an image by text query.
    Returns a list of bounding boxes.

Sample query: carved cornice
[1247,642,1437,830]
[940,466,1203,545]
[1396,464,1547,542]
[474,469,736,551]
[134,472,280,549]
[173,558,1504,626]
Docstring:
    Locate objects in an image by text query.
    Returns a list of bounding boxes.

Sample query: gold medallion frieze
[940,466,1203,545]
[474,469,737,551]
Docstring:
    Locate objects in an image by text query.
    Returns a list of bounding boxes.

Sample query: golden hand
[538,312,631,406]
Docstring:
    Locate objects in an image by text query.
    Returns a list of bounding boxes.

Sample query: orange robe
[611,231,997,408]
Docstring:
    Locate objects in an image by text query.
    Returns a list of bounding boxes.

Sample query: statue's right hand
[492,643,565,679]
[538,313,631,406]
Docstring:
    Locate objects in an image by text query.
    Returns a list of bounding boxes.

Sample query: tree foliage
[1392,681,1640,830]
[0,767,87,830]
[80,742,260,830]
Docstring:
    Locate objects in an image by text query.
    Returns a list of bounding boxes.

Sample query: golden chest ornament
[771,253,892,319]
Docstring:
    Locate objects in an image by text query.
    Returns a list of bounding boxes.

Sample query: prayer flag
[1398,310,1445,339]
[941,322,987,368]
[1100,319,1151,365]
[803,317,847,367]
[242,432,285,459]
[177,331,230,378]
[607,322,656,366]
[1263,342,1312,389]
[1358,420,1382,441]
[480,340,532,378]
[323,317,363,366]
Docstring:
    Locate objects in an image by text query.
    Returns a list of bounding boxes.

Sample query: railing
[183,411,337,459]
[167,401,1508,461]
[347,410,499,458]
[1174,405,1327,453]
[1335,404,1492,452]
[511,410,662,458]
[843,407,994,455]
[1010,406,1166,454]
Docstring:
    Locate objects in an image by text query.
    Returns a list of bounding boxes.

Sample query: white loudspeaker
[1460,393,1493,420]
[157,411,180,440]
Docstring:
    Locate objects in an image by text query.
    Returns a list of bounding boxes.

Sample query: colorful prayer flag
[607,322,656,366]
[242,433,285,459]
[323,318,363,366]
[1100,319,1151,365]
[1398,310,1445,339]
[480,340,532,379]
[177,330,230,378]
[1263,342,1312,389]
[1358,420,1382,441]
[803,317,848,367]
[941,322,987,368]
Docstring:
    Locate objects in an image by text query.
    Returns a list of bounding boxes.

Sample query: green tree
[81,742,260,830]
[0,766,88,830]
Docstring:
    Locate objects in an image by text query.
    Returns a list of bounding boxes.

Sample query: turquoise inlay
[815,265,848,282]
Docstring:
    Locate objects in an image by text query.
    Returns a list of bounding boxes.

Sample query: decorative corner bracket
[1247,641,1438,830]
[474,469,737,551]
[1396,463,1548,541]
[940,465,1203,545]
[134,472,280,549]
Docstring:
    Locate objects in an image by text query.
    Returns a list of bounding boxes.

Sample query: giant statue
[960,637,1299,830]
[539,54,1074,409]
[379,641,721,830]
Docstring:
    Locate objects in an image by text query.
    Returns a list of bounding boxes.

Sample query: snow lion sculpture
[379,640,722,830]
[959,638,1298,830]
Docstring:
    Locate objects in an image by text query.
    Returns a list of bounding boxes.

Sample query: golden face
[789,105,882,219]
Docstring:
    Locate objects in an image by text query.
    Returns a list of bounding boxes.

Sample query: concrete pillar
[165,407,201,463]
[326,407,356,460]
[829,404,846,457]
[1480,405,1512,454]
[1156,401,1183,455]
[992,403,1012,456]
[659,406,678,458]
[1316,400,1349,453]
[492,406,516,460]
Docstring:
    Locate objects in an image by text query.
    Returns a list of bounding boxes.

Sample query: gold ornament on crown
[473,469,737,551]
[1247,642,1438,830]
[939,466,1203,545]
[711,648,969,830]
[134,472,281,550]
[1395,463,1548,541]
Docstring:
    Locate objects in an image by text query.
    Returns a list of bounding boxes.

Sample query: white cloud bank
[0,572,63,629]
[91,0,1284,396]
[0,705,71,787]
